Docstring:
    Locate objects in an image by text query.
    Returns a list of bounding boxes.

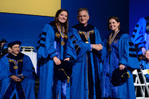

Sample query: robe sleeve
[0,56,12,80]
[131,18,146,55]
[65,32,77,60]
[119,34,140,69]
[119,34,130,67]
[22,55,35,79]
[94,27,102,44]
[94,27,103,56]
[37,24,56,60]
[69,28,91,57]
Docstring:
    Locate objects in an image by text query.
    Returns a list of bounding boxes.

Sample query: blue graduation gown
[0,53,35,99]
[131,17,149,55]
[37,23,70,99]
[68,24,103,99]
[102,32,139,99]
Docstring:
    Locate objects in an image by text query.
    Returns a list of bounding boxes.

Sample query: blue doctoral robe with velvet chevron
[131,17,149,55]
[102,31,140,99]
[0,53,35,99]
[68,24,103,99]
[37,23,73,99]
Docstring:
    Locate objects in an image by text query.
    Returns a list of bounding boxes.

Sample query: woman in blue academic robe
[37,9,73,99]
[102,16,140,99]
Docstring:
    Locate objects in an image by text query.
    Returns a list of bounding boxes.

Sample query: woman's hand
[53,56,61,65]
[119,64,125,70]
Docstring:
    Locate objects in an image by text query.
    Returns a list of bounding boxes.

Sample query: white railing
[21,46,37,73]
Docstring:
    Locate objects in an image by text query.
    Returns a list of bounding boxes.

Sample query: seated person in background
[0,39,8,58]
[0,41,36,99]
[140,50,149,81]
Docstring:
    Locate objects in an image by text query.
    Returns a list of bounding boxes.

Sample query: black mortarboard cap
[8,41,22,47]
[54,60,73,82]
[111,68,129,86]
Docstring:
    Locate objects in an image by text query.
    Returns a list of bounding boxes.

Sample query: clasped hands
[10,75,24,82]
[91,44,103,51]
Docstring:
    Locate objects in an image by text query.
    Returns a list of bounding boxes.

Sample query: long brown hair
[54,9,69,33]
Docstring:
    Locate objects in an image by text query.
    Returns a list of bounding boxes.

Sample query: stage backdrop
[0,0,61,16]
[0,0,129,49]
[129,0,149,35]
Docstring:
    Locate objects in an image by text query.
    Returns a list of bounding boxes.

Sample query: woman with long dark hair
[37,9,72,99]
[102,16,139,99]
